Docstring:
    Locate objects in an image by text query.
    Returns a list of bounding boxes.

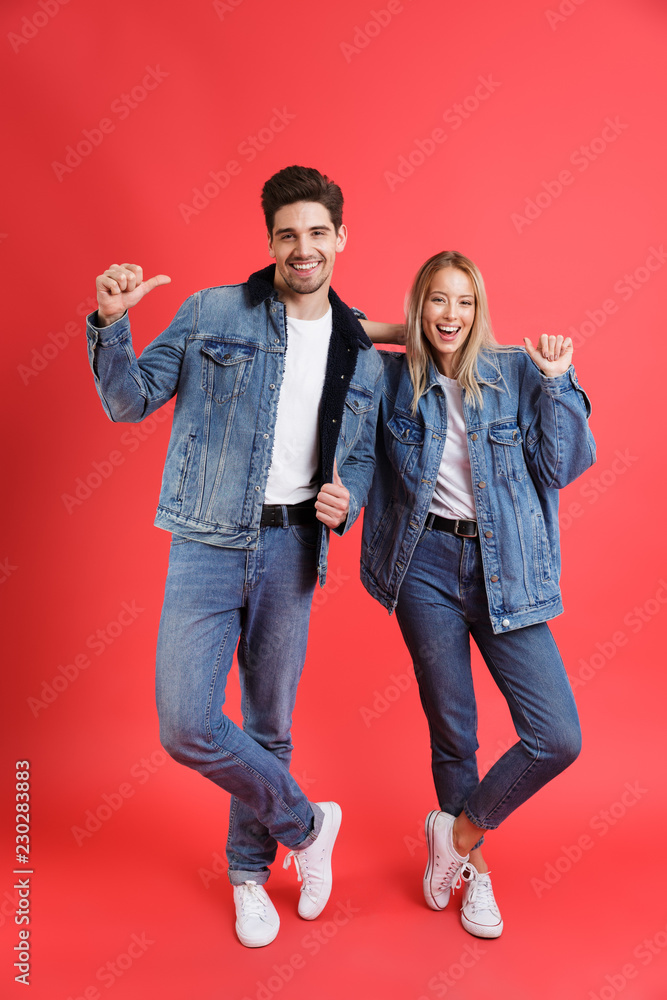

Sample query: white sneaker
[460,863,503,938]
[233,880,280,947]
[283,801,342,920]
[423,810,469,911]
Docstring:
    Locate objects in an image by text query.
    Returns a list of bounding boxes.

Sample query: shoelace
[238,880,270,919]
[434,857,465,896]
[461,865,500,915]
[283,847,322,902]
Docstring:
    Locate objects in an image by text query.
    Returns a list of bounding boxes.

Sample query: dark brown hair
[261,165,344,233]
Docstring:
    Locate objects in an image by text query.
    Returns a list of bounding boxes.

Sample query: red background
[2,1,666,997]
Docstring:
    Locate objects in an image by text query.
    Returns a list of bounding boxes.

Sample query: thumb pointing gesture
[316,458,350,528]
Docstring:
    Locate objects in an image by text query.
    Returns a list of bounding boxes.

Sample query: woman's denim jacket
[361,349,596,632]
[86,265,383,586]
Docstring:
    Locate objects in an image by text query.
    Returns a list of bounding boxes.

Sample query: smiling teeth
[439,326,459,333]
[293,262,319,270]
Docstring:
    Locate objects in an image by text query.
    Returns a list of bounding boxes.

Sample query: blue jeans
[395,525,581,833]
[156,523,324,885]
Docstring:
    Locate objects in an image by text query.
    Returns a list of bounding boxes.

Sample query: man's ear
[335,224,348,253]
[267,231,275,258]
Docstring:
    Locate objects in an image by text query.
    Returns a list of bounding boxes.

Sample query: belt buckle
[454,519,477,538]
[263,505,282,528]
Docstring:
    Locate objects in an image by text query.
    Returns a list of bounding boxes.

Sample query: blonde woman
[361,251,595,937]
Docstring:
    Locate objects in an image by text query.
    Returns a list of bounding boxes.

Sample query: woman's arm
[520,334,596,488]
[359,320,406,346]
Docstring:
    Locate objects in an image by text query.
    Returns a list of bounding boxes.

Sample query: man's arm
[359,320,405,345]
[319,357,384,533]
[87,262,190,423]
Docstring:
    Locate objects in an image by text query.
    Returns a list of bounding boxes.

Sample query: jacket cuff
[539,365,582,397]
[333,491,360,536]
[86,310,130,348]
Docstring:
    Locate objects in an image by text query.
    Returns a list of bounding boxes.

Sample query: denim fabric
[361,349,596,632]
[395,526,581,830]
[156,525,325,885]
[86,265,383,586]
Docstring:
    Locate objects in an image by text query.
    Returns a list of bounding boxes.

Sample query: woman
[360,251,595,938]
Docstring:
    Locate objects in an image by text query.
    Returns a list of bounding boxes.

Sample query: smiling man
[86,166,383,948]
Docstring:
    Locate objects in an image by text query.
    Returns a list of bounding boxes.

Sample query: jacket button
[471,433,478,441]
[485,530,493,538]
[354,400,359,408]
[403,429,409,438]
[269,383,276,389]
[502,618,510,627]
[332,418,337,423]
[255,486,260,491]
[490,574,499,582]
[223,353,231,360]
[263,433,269,439]
[478,481,486,488]
[274,338,280,344]
[341,374,345,379]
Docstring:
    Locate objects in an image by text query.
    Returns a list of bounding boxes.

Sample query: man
[86,166,383,947]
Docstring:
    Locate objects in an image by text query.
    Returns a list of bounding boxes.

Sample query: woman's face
[421,267,476,377]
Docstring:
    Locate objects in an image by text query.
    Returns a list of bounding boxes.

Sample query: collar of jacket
[247,264,374,351]
[394,350,504,416]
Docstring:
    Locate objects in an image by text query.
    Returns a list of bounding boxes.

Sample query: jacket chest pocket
[387,411,425,476]
[488,423,526,481]
[200,341,256,404]
[341,384,374,446]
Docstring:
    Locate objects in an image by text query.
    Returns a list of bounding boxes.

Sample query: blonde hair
[405,250,500,412]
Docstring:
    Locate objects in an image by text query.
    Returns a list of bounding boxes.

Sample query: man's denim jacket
[86,264,383,586]
[361,349,596,632]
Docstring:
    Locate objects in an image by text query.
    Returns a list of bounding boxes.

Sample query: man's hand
[95,263,171,327]
[523,334,573,377]
[315,459,350,529]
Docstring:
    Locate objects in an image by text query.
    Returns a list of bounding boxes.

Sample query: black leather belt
[426,513,478,538]
[260,500,318,528]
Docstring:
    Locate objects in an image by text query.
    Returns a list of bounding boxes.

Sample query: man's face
[268,201,347,296]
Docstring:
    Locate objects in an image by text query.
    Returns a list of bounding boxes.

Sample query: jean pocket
[200,341,256,404]
[488,423,526,481]
[170,533,193,546]
[532,512,552,582]
[387,411,425,476]
[341,384,375,446]
[289,523,319,550]
[174,432,197,504]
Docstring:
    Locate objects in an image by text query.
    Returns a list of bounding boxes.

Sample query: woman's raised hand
[96,263,171,326]
[523,334,573,377]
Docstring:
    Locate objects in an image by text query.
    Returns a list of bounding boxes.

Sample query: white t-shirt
[264,308,333,504]
[429,372,477,520]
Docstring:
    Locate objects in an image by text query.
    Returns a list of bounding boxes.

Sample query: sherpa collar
[246,264,373,351]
